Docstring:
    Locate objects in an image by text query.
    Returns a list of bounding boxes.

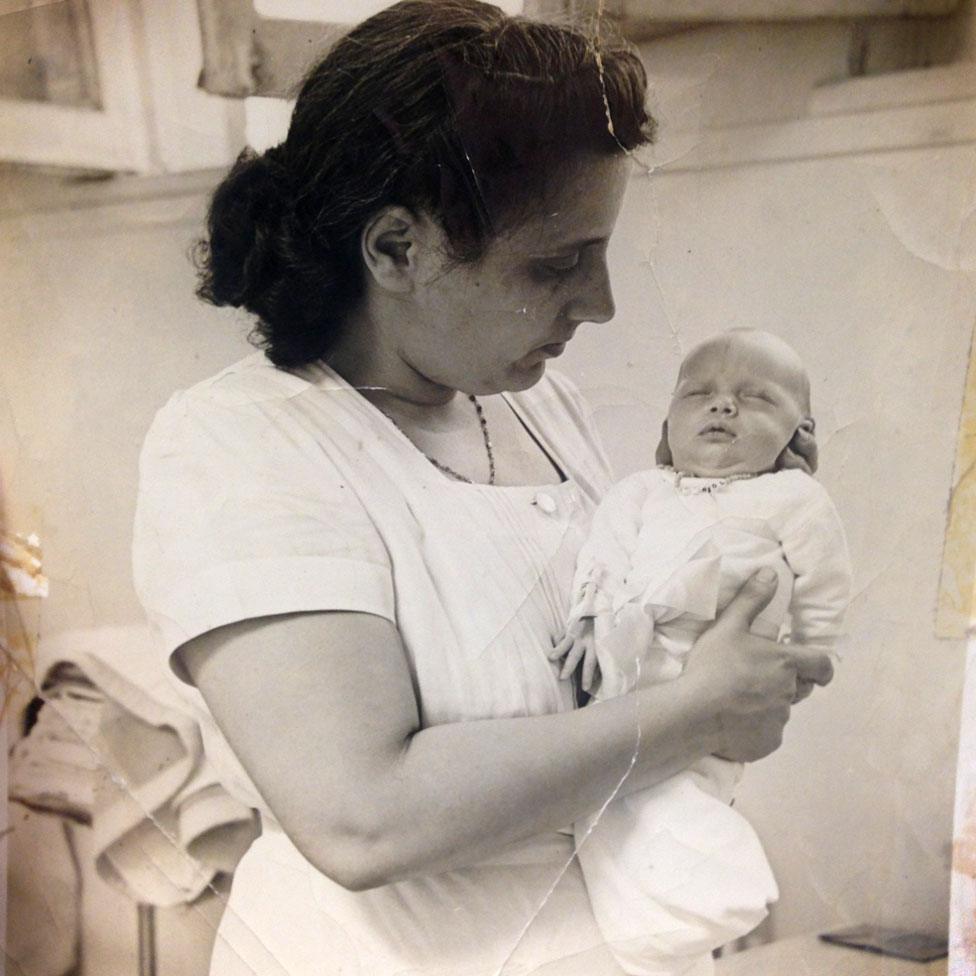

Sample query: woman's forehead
[501,154,631,252]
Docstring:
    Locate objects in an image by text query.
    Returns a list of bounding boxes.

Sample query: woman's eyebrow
[529,235,608,256]
[561,235,608,249]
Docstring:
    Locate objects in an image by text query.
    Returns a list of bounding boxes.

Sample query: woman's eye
[539,254,581,276]
[743,391,774,403]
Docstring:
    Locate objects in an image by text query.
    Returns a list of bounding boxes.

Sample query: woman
[133,2,831,973]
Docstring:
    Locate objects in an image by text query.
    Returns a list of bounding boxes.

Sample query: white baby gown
[568,467,852,976]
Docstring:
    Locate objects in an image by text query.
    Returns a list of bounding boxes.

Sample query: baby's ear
[776,415,818,475]
[655,419,673,467]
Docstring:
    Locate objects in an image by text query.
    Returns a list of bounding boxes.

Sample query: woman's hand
[681,568,835,763]
[777,418,818,475]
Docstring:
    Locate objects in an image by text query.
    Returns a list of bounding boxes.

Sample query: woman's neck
[327,311,458,410]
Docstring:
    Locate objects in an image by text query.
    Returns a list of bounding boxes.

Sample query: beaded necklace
[670,467,759,495]
[379,393,496,486]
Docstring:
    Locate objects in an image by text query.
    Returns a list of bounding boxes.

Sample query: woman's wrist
[633,674,725,771]
[678,673,726,758]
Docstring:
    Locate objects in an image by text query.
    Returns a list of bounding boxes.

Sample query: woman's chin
[504,358,548,390]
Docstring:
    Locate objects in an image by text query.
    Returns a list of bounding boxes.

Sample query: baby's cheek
[666,407,693,440]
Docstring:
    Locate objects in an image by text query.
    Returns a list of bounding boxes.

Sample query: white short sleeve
[133,380,395,680]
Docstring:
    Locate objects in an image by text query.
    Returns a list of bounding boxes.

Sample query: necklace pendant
[381,393,495,486]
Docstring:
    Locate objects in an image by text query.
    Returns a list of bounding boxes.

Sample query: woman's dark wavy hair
[195,0,654,368]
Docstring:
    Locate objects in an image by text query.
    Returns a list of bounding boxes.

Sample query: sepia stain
[937,325,976,638]
[954,796,976,878]
[952,648,976,973]
[1,530,48,720]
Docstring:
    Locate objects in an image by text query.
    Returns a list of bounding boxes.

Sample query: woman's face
[403,153,630,395]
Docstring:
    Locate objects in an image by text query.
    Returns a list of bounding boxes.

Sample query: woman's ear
[361,206,422,293]
[776,415,818,475]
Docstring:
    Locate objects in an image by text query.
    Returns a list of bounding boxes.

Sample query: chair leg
[137,903,157,976]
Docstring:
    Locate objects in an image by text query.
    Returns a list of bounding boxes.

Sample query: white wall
[0,178,251,637]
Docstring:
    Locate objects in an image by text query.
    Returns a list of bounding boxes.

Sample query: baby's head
[664,329,812,478]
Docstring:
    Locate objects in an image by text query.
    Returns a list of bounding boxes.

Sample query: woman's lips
[538,342,567,358]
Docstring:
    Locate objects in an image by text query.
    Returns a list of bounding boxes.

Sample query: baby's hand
[548,620,600,692]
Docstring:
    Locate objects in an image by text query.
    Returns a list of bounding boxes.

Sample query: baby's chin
[669,448,777,479]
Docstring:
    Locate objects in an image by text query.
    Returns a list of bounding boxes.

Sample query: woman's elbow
[290,818,416,893]
[327,848,404,893]
[318,856,393,893]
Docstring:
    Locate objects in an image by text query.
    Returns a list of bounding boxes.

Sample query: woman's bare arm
[180,571,831,891]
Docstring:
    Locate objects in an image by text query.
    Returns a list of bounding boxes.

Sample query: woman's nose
[568,257,615,325]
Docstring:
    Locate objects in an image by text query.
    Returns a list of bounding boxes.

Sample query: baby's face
[666,334,807,478]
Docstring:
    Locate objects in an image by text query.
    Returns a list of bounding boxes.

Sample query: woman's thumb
[720,568,778,628]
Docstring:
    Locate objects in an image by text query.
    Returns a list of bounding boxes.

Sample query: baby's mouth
[698,423,736,441]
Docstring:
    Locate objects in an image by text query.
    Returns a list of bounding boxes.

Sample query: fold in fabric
[30,628,259,907]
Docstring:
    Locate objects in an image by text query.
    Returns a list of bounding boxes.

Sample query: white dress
[567,467,852,976]
[132,353,630,976]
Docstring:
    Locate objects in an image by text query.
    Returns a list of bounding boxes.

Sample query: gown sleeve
[777,474,853,648]
[133,385,395,681]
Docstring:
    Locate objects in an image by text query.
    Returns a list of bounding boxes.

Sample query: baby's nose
[709,396,737,415]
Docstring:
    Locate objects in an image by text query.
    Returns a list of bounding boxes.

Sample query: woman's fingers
[713,704,791,763]
[683,570,836,760]
[713,568,779,631]
[792,679,816,703]
[787,645,834,687]
[654,419,673,466]
[790,422,819,474]
[777,419,818,475]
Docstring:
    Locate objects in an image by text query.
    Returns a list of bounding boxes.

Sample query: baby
[555,329,852,976]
